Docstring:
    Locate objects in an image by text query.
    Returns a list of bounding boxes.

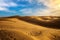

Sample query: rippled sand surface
[0,16,60,40]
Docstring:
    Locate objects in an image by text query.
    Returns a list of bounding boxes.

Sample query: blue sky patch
[0,0,50,17]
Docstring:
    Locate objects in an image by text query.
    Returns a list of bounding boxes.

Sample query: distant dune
[0,16,60,40]
[2,16,60,29]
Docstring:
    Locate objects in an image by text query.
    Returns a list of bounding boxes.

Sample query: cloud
[0,7,8,11]
[19,0,60,16]
[8,2,17,7]
[0,0,60,16]
[18,0,51,16]
[37,0,60,9]
[19,8,32,16]
[0,0,18,11]
[33,0,60,16]
[19,8,50,16]
[0,0,18,7]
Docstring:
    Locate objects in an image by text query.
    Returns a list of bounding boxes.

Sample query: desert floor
[0,16,60,40]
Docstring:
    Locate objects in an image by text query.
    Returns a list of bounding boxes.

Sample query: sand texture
[0,16,60,40]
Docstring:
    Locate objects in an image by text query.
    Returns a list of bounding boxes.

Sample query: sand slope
[0,16,60,40]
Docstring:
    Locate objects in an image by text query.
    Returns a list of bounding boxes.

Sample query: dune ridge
[0,16,60,40]
[1,16,60,29]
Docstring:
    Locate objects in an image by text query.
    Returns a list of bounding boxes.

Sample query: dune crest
[0,16,60,40]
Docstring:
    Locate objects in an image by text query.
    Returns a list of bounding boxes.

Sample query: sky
[0,0,60,17]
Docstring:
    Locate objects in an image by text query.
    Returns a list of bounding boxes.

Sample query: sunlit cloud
[0,0,60,16]
[33,0,60,16]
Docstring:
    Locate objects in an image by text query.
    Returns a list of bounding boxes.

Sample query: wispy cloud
[0,7,7,11]
[0,0,18,11]
[20,8,51,16]
[0,0,18,7]
[18,0,60,16]
[0,0,60,16]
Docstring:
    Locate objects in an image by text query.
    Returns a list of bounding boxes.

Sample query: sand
[0,16,60,40]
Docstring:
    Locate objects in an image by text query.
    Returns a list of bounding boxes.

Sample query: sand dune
[0,16,60,40]
[4,16,60,29]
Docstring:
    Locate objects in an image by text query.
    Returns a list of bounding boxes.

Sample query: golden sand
[0,16,60,40]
